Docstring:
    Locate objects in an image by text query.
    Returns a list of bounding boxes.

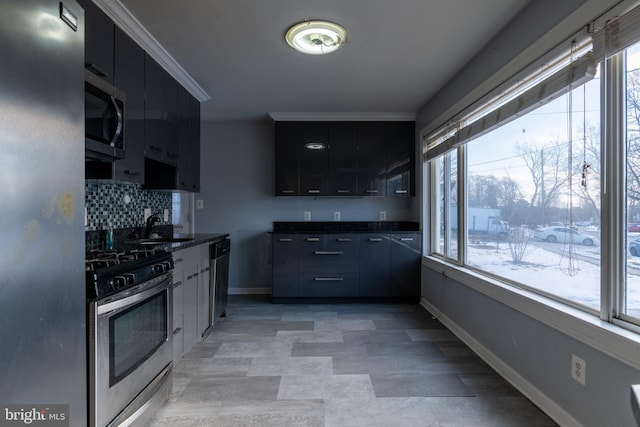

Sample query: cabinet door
[386,121,415,197]
[144,54,165,162]
[172,270,185,362]
[328,122,357,196]
[275,122,300,195]
[177,86,201,192]
[272,234,298,297]
[163,71,179,165]
[113,27,145,183]
[359,234,390,296]
[78,0,114,83]
[299,122,329,195]
[357,122,387,196]
[390,233,421,298]
[181,247,199,354]
[197,245,211,337]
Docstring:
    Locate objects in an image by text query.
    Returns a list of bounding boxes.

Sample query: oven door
[89,273,173,427]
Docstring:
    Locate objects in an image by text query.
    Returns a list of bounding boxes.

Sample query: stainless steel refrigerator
[0,1,86,425]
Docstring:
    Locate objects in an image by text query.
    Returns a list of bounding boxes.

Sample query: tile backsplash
[85,181,172,231]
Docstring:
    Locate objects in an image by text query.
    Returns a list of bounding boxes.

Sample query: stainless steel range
[87,249,174,427]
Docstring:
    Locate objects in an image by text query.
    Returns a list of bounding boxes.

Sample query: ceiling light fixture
[285,20,347,55]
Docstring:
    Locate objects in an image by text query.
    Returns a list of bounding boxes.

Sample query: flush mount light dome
[285,20,347,55]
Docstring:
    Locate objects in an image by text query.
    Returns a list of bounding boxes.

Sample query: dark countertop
[272,221,421,234]
[120,232,229,252]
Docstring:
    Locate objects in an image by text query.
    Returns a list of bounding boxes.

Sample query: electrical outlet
[571,354,586,386]
[196,199,204,209]
[144,208,152,222]
[164,209,169,222]
[304,211,311,221]
[333,211,341,221]
[379,211,387,221]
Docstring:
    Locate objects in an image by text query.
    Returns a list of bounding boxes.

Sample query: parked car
[533,227,599,246]
[628,223,640,232]
[630,237,640,256]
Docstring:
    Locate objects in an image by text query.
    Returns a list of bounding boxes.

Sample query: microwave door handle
[109,95,123,148]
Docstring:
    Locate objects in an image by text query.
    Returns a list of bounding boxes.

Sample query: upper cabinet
[386,121,415,197]
[275,121,415,197]
[112,27,145,183]
[144,54,177,165]
[79,0,114,83]
[178,85,201,192]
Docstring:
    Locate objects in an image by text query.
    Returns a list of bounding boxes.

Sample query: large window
[425,7,640,330]
[466,76,601,311]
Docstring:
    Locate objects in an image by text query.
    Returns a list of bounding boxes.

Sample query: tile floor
[148,295,557,426]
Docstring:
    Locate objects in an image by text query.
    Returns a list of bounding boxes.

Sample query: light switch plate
[380,211,387,221]
[196,199,204,209]
[304,211,311,221]
[164,209,169,222]
[144,208,152,222]
[333,211,341,221]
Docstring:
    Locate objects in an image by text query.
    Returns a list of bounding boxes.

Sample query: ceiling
[117,0,530,121]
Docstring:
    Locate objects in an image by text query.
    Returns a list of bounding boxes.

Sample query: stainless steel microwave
[85,70,126,161]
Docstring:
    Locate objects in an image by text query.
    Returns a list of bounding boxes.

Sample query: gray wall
[422,268,640,426]
[194,120,418,293]
[418,0,640,425]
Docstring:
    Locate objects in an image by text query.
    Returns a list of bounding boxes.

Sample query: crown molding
[268,112,416,121]
[92,0,211,102]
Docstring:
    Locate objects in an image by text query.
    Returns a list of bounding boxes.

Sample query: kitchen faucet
[144,212,162,238]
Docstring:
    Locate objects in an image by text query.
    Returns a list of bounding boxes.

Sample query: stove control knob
[153,263,165,274]
[123,273,135,285]
[113,276,126,289]
[161,261,172,271]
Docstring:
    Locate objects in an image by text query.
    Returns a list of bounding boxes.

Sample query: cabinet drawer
[298,273,359,297]
[298,235,358,273]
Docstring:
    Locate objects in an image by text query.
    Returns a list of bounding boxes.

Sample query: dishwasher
[210,238,230,325]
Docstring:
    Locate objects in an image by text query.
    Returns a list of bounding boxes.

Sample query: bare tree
[517,141,569,212]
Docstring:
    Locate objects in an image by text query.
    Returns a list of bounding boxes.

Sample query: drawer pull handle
[281,190,294,194]
[278,238,293,242]
[173,327,182,335]
[400,238,414,242]
[307,189,321,194]
[314,251,343,255]
[336,189,350,194]
[173,281,183,287]
[395,190,408,194]
[174,258,184,264]
[314,277,344,281]
[368,238,383,242]
[336,238,351,242]
[365,190,379,193]
[306,237,320,242]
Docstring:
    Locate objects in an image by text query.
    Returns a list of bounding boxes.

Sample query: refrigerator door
[0,0,86,425]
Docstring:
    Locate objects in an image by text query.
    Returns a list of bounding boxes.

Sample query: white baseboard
[228,287,271,295]
[419,297,583,427]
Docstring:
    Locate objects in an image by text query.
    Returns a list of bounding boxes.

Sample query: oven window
[109,291,167,386]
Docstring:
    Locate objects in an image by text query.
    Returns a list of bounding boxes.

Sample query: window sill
[422,255,640,371]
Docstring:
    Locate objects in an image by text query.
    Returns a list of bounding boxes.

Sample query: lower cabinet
[272,231,421,300]
[172,242,213,362]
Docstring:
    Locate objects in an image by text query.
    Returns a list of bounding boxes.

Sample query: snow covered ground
[463,238,640,319]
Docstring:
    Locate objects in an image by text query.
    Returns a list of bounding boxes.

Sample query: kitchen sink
[128,237,195,245]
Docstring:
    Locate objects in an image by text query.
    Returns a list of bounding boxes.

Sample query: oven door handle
[96,273,172,316]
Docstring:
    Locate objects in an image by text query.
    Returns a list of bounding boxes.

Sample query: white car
[533,227,599,246]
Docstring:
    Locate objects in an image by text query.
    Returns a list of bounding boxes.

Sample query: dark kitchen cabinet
[272,228,421,301]
[359,234,390,296]
[112,27,145,183]
[357,122,387,196]
[272,235,298,297]
[78,0,114,83]
[178,85,201,192]
[386,121,415,197]
[328,122,358,196]
[275,120,414,197]
[145,54,178,166]
[275,121,329,196]
[389,233,421,298]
